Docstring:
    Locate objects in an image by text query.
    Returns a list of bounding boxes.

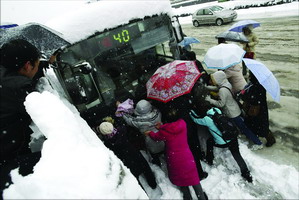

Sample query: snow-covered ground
[2,0,299,199]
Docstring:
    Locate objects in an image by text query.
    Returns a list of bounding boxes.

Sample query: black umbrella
[215,31,249,43]
[0,23,70,57]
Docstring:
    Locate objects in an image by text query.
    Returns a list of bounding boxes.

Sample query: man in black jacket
[0,39,42,197]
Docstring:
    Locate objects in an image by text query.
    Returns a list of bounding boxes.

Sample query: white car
[192,5,237,27]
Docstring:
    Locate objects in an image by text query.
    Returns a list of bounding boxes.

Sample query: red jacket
[149,119,200,186]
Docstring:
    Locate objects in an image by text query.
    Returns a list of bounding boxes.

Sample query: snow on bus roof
[46,0,173,44]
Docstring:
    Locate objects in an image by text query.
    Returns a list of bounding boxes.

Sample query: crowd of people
[0,24,276,200]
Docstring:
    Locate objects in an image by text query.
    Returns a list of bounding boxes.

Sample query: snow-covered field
[2,0,299,199]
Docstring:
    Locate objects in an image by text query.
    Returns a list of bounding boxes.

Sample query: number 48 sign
[113,30,130,43]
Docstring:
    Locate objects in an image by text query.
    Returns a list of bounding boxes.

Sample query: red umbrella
[146,60,201,103]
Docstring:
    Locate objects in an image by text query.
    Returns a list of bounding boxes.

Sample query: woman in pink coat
[145,113,207,200]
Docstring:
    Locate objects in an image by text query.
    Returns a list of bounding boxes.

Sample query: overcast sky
[1,0,86,25]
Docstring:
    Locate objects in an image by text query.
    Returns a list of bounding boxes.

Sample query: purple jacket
[149,119,200,186]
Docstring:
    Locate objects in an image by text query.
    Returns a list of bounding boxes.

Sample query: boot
[265,131,276,147]
[199,171,208,180]
[204,192,209,200]
[204,153,214,166]
[143,171,157,189]
[241,170,252,183]
[151,153,161,167]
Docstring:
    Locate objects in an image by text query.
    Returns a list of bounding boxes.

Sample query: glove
[205,95,212,102]
[39,60,50,70]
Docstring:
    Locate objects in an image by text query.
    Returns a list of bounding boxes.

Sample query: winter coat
[224,64,247,94]
[190,108,229,145]
[208,71,241,118]
[242,32,259,56]
[148,119,200,186]
[154,94,202,152]
[153,94,205,177]
[0,65,34,161]
[122,100,165,154]
[242,79,269,138]
[102,124,151,177]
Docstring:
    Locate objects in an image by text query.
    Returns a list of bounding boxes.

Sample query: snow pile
[46,0,173,43]
[3,90,147,199]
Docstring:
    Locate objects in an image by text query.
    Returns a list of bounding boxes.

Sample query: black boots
[241,170,253,183]
[199,171,208,180]
[265,131,276,147]
[151,153,162,167]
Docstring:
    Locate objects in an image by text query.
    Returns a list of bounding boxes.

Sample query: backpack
[208,108,239,141]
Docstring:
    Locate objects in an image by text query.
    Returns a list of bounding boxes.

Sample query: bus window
[155,42,173,58]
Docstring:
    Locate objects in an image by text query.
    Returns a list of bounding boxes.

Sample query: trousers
[231,115,262,145]
[180,183,207,200]
[206,138,249,175]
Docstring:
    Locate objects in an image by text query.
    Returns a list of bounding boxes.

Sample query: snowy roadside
[173,1,299,24]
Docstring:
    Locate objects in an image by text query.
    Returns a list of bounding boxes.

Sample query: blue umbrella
[243,58,280,102]
[0,23,18,29]
[229,20,260,32]
[178,36,200,47]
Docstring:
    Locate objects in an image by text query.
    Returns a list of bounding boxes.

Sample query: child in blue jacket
[190,107,253,183]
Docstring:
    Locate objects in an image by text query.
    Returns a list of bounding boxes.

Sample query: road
[180,16,299,168]
[181,16,299,64]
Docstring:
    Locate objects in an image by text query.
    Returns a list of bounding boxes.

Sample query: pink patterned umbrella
[146,60,201,103]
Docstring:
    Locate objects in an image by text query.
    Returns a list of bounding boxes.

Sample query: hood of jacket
[160,119,185,136]
[225,63,242,73]
[211,71,231,88]
[134,99,152,116]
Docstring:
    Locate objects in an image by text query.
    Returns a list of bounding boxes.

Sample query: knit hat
[134,99,152,115]
[0,39,40,70]
[97,122,114,135]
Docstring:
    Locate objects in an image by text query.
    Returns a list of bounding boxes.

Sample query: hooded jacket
[122,100,164,154]
[0,65,34,160]
[190,108,229,145]
[208,71,241,118]
[149,119,200,186]
[242,32,259,53]
[224,63,247,94]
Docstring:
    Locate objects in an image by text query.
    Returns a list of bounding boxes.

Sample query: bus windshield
[55,14,180,124]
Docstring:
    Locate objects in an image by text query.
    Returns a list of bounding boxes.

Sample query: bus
[49,1,185,126]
